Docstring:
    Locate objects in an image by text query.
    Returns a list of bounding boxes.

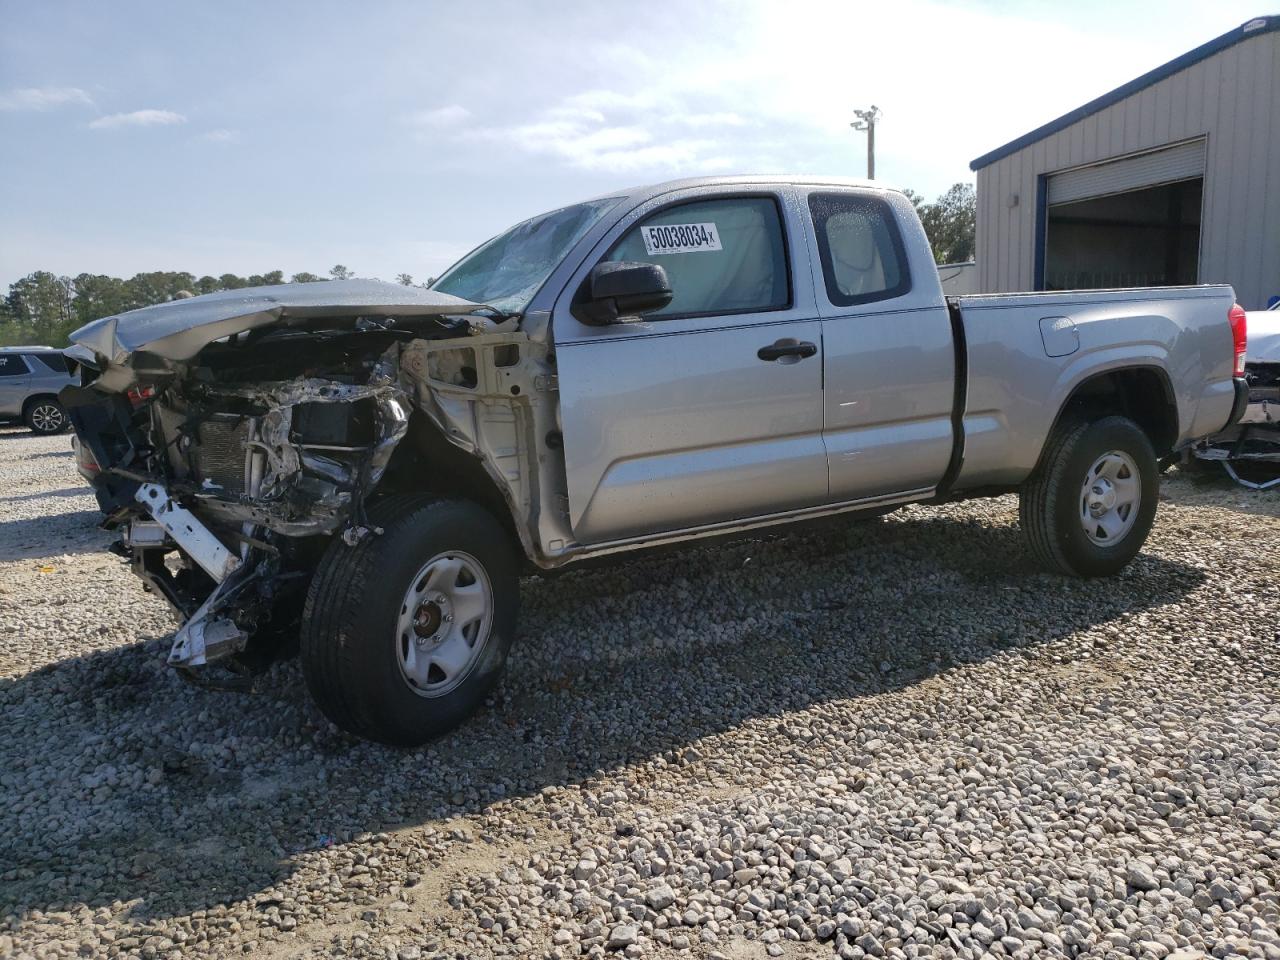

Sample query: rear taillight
[1229,303,1247,377]
[126,384,157,407]
[74,438,101,476]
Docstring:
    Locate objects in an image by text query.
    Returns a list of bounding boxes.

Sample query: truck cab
[540,180,954,544]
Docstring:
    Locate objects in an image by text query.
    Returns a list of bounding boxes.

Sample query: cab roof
[580,174,903,207]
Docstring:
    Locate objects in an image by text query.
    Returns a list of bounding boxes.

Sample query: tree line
[0,183,975,348]
[0,265,426,348]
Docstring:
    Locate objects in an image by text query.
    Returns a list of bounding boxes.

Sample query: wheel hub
[32,404,63,431]
[1079,450,1141,545]
[394,551,495,698]
[411,593,451,645]
[1086,478,1117,514]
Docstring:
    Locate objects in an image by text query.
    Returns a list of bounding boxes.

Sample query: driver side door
[552,187,828,545]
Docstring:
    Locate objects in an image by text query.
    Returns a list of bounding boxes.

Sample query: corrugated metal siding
[975,30,1280,308]
[1046,139,1206,204]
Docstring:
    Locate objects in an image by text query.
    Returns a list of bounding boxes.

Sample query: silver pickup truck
[63,176,1249,745]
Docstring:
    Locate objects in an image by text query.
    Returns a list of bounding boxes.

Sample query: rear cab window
[605,196,790,320]
[808,192,912,307]
[0,354,30,377]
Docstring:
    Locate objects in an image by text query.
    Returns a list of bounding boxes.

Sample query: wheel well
[22,393,61,417]
[375,412,519,543]
[1051,367,1179,458]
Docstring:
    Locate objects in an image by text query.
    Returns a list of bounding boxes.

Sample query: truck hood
[1249,308,1280,365]
[66,279,489,366]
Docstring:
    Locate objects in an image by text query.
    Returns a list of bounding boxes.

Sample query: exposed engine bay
[62,281,572,686]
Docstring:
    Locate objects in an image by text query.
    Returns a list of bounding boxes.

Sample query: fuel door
[1039,316,1080,358]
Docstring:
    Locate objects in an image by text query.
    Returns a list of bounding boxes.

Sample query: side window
[605,196,789,319]
[808,192,911,306]
[0,355,29,377]
[29,353,68,374]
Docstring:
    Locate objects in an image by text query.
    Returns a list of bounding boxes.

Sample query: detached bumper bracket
[134,483,242,582]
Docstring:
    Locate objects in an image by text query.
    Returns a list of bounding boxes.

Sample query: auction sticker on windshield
[641,222,722,255]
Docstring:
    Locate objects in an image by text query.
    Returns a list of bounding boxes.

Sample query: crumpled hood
[1248,308,1280,365]
[66,279,488,366]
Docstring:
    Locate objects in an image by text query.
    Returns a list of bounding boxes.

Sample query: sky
[0,0,1269,288]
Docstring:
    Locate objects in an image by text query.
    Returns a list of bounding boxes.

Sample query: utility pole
[850,105,881,179]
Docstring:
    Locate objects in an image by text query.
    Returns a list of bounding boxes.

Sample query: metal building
[970,15,1280,309]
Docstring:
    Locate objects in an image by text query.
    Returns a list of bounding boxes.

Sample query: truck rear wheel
[1019,415,1158,577]
[300,496,519,745]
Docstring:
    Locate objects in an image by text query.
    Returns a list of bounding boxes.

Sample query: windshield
[432,198,620,314]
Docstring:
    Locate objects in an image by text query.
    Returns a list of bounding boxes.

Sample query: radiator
[193,416,251,496]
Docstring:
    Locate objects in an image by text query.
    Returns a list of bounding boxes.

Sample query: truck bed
[948,284,1238,489]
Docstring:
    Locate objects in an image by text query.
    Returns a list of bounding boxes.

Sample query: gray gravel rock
[1128,860,1160,891]
[2,431,1279,960]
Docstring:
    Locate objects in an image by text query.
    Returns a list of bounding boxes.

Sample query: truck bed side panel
[952,286,1236,488]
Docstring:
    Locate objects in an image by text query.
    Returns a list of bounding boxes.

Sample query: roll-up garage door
[1046,138,1207,206]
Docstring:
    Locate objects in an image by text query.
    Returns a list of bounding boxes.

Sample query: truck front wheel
[300,496,519,745]
[1019,415,1158,577]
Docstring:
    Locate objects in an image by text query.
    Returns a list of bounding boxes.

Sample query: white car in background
[1194,300,1280,487]
[1249,300,1280,358]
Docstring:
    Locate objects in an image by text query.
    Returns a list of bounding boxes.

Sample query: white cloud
[199,128,240,143]
[670,112,748,128]
[405,104,471,128]
[0,86,93,111]
[457,92,747,175]
[89,109,187,130]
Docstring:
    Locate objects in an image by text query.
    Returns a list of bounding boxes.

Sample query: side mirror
[578,261,673,325]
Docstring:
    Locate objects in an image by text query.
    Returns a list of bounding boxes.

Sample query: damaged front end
[62,280,528,687]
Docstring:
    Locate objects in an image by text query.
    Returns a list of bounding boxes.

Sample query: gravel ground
[1,425,1278,960]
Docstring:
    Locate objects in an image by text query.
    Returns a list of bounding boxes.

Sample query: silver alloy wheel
[1079,450,1141,546]
[30,403,64,433]
[394,551,494,698]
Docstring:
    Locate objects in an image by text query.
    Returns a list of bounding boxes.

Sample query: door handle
[757,338,817,363]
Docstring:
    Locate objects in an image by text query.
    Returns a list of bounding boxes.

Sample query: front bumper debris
[166,574,253,668]
[131,483,253,668]
[135,483,242,582]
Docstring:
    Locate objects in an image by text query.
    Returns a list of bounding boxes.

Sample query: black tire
[25,398,69,435]
[1019,415,1158,577]
[300,496,519,745]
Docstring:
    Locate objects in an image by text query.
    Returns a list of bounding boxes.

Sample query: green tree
[395,273,414,286]
[245,270,285,287]
[329,264,354,281]
[71,274,129,327]
[1,271,75,345]
[0,266,352,346]
[123,272,197,311]
[916,183,976,265]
